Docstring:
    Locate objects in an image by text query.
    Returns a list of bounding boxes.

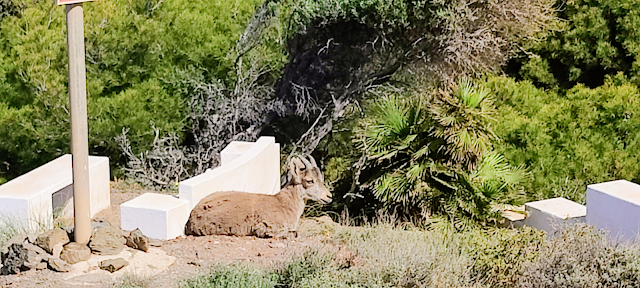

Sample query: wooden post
[66,3,91,244]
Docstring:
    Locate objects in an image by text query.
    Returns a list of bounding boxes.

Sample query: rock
[65,220,110,241]
[125,229,150,252]
[52,243,64,258]
[47,258,71,272]
[22,243,47,270]
[99,258,128,273]
[26,233,38,244]
[1,234,27,261]
[60,243,91,264]
[89,225,125,255]
[36,228,70,254]
[0,242,49,274]
[0,244,27,275]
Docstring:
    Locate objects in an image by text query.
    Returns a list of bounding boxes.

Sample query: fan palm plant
[430,78,497,169]
[355,79,526,228]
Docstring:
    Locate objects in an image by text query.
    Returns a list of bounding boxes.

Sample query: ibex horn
[288,156,305,184]
[300,156,313,171]
[306,154,318,169]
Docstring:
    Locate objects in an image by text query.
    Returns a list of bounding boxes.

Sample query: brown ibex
[185,155,332,237]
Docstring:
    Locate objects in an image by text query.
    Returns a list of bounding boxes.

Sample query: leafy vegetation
[2,0,640,228]
[172,222,640,288]
[350,79,527,228]
[0,0,264,178]
[180,264,277,288]
[485,75,640,203]
[513,0,640,88]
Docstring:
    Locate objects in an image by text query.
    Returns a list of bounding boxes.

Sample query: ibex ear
[287,156,306,184]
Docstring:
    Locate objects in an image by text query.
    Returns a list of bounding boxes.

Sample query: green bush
[463,227,545,287]
[176,222,640,288]
[514,0,640,88]
[110,274,150,288]
[352,80,527,228]
[180,264,277,288]
[0,0,263,178]
[518,225,640,288]
[485,75,640,203]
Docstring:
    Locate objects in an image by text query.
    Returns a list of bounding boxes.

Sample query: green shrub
[486,75,640,202]
[463,227,545,287]
[0,0,264,178]
[177,223,640,288]
[180,264,277,288]
[353,80,527,227]
[518,225,640,288]
[110,274,150,288]
[513,0,640,88]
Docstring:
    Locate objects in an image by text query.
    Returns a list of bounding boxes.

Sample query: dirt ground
[0,181,337,288]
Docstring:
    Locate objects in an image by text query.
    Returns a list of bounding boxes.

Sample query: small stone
[52,243,64,258]
[125,229,150,252]
[89,225,125,255]
[36,228,70,254]
[65,220,111,241]
[47,258,71,273]
[99,258,128,273]
[1,234,27,260]
[26,233,38,244]
[22,243,47,270]
[60,243,91,264]
[1,244,27,275]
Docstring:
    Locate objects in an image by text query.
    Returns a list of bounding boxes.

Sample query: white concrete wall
[587,180,640,241]
[179,136,281,209]
[121,193,190,240]
[0,154,111,231]
[523,197,586,235]
[220,141,255,166]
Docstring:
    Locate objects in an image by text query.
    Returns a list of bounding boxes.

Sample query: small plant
[180,264,277,288]
[110,274,151,288]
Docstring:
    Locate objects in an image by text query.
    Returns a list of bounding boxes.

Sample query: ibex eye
[306,179,314,184]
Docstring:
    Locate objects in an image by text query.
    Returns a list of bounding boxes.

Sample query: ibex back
[185,155,332,237]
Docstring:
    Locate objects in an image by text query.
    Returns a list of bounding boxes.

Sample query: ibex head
[288,155,332,204]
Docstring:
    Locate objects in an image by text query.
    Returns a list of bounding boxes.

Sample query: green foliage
[180,264,277,288]
[354,80,527,228]
[110,274,150,288]
[284,0,554,80]
[486,75,640,203]
[177,222,640,288]
[519,226,640,288]
[463,227,545,287]
[515,0,640,87]
[0,0,264,178]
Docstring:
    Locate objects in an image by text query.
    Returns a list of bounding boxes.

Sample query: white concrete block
[220,141,255,166]
[587,180,640,241]
[179,136,281,209]
[120,193,190,240]
[0,154,111,231]
[523,197,586,235]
